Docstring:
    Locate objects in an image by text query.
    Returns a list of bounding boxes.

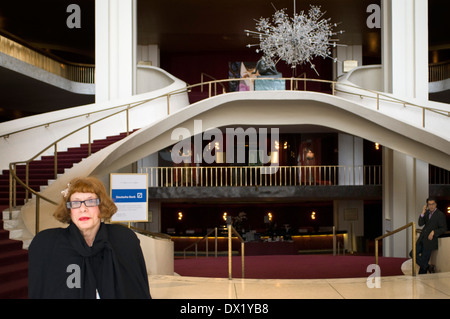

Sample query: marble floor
[148,272,450,299]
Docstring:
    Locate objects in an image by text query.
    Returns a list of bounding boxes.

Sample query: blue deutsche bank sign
[112,189,147,203]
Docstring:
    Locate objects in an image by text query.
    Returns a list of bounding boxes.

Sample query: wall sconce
[178,211,183,221]
[311,211,316,220]
[267,212,273,222]
[374,143,380,150]
[447,206,450,214]
[223,212,228,221]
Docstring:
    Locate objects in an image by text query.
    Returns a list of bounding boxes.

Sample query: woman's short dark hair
[53,176,117,224]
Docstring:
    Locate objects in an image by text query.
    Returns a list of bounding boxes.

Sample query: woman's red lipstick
[79,217,90,221]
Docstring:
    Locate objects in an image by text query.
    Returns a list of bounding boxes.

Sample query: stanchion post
[228,224,232,280]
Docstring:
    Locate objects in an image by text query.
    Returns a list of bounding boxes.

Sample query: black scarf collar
[67,222,126,299]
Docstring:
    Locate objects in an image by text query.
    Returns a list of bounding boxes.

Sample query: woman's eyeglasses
[66,198,100,209]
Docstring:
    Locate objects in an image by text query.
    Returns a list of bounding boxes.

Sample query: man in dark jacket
[414,197,447,274]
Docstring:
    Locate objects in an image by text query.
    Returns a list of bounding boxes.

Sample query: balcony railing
[0,33,94,84]
[140,165,383,188]
[429,60,450,82]
[430,165,450,184]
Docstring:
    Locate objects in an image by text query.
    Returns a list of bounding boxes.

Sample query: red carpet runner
[174,255,408,279]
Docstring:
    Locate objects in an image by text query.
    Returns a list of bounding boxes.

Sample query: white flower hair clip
[61,183,70,198]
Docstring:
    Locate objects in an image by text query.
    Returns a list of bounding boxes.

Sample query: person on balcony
[413,197,447,274]
[28,176,151,299]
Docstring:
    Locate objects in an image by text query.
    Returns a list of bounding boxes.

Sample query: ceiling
[137,0,380,52]
[1,0,449,63]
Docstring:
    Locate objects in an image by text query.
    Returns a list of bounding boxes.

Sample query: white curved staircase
[0,65,449,298]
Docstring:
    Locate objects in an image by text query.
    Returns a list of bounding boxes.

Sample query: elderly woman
[28,176,151,299]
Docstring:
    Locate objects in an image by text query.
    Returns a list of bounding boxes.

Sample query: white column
[382,148,429,257]
[95,0,137,103]
[382,0,428,100]
[381,0,429,258]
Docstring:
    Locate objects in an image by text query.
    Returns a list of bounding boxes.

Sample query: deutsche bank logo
[112,189,147,203]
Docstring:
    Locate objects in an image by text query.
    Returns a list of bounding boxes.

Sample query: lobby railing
[430,165,450,184]
[228,224,245,280]
[0,33,94,84]
[183,227,218,258]
[375,222,416,276]
[429,60,450,83]
[141,165,383,187]
[181,225,244,280]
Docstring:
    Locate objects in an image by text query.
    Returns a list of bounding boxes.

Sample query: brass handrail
[183,227,218,258]
[6,98,161,231]
[1,99,143,140]
[7,87,191,233]
[180,225,244,279]
[8,104,133,209]
[375,222,416,276]
[228,224,245,280]
[8,162,58,234]
[7,94,173,212]
[175,77,450,127]
[334,87,449,125]
[200,73,226,95]
[4,76,448,141]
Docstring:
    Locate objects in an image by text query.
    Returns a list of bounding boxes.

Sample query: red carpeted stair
[0,212,28,299]
[0,130,136,299]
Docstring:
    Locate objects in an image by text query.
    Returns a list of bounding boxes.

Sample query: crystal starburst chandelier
[245,3,345,75]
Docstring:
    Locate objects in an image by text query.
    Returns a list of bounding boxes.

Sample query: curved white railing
[336,66,450,140]
[339,64,383,92]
